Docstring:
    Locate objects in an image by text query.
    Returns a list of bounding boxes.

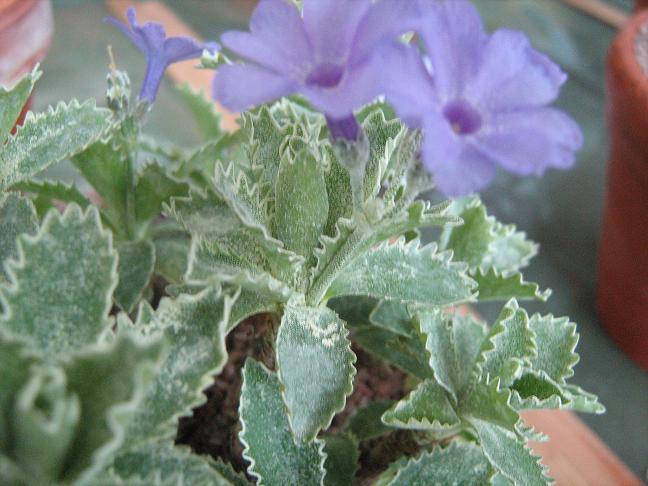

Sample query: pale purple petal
[213,63,297,112]
[163,36,208,63]
[422,117,496,196]
[300,56,382,118]
[104,16,147,52]
[236,0,312,72]
[474,108,582,175]
[465,29,567,111]
[350,0,420,65]
[380,42,437,128]
[418,0,486,98]
[303,0,371,62]
[221,31,295,74]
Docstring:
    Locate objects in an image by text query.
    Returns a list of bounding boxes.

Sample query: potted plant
[0,1,603,484]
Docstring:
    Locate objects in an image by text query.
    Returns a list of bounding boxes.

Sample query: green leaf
[528,313,579,384]
[239,359,325,486]
[327,295,377,329]
[60,332,164,484]
[135,162,189,223]
[460,381,519,432]
[323,433,359,486]
[0,205,117,355]
[382,380,460,437]
[176,83,222,141]
[474,268,550,302]
[72,139,129,232]
[11,180,91,218]
[352,326,433,380]
[470,419,550,486]
[560,384,605,414]
[276,304,356,441]
[370,300,412,337]
[345,399,395,441]
[123,287,235,443]
[440,197,537,275]
[0,100,111,190]
[323,145,352,237]
[169,188,240,240]
[150,223,191,284]
[388,441,494,486]
[418,310,487,400]
[327,238,476,306]
[244,106,292,194]
[0,66,40,144]
[273,148,329,259]
[114,239,156,313]
[477,300,536,387]
[0,193,38,280]
[112,442,248,486]
[361,109,403,202]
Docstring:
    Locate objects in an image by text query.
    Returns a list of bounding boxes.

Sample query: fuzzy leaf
[345,399,394,441]
[150,223,191,284]
[176,83,222,141]
[418,310,487,399]
[169,189,239,240]
[0,100,111,190]
[352,326,433,380]
[382,380,460,437]
[277,304,356,441]
[327,239,475,306]
[112,442,248,486]
[11,180,91,218]
[440,198,537,275]
[123,288,234,443]
[460,381,519,432]
[0,193,38,280]
[323,433,359,486]
[323,145,352,237]
[72,140,129,232]
[470,419,549,486]
[528,313,579,384]
[58,333,163,484]
[0,66,40,144]
[0,206,117,355]
[474,268,550,302]
[273,149,329,259]
[361,109,403,202]
[477,300,536,387]
[239,359,325,486]
[370,300,412,337]
[114,240,155,313]
[388,442,494,486]
[135,162,189,223]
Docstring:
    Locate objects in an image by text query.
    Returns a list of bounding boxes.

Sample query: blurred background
[11,0,648,478]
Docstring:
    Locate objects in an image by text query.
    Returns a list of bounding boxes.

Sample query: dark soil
[175,313,419,484]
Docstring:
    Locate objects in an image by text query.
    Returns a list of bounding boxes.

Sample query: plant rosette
[0,1,603,485]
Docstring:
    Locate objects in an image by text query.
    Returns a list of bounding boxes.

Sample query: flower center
[306,62,344,88]
[443,100,482,135]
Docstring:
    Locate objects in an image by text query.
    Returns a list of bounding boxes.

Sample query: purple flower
[382,0,583,196]
[105,7,219,103]
[213,0,416,140]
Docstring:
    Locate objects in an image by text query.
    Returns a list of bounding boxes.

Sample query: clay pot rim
[613,9,648,99]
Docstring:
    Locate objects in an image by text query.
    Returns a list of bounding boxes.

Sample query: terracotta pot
[0,0,53,132]
[598,9,648,370]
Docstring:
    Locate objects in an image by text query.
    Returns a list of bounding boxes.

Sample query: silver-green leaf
[276,304,356,441]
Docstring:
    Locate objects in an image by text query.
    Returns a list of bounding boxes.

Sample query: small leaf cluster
[0,63,603,486]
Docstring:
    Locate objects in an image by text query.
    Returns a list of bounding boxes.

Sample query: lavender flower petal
[475,108,582,175]
[418,0,486,97]
[465,29,566,111]
[303,0,371,61]
[213,63,296,112]
[106,6,218,103]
